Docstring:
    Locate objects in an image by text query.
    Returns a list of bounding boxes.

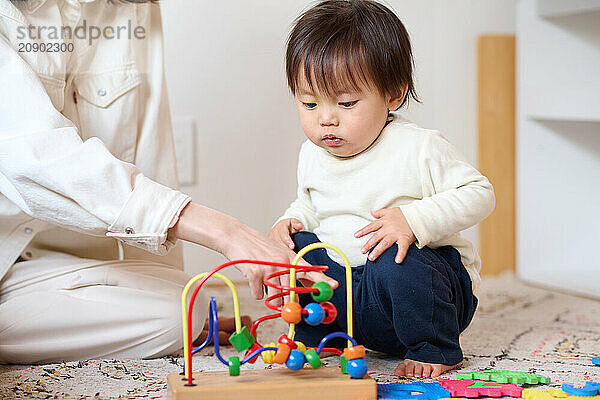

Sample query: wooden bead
[273,343,291,364]
[304,348,322,369]
[311,282,333,302]
[343,345,365,360]
[261,342,277,364]
[281,302,302,324]
[228,356,240,376]
[303,303,325,326]
[346,358,367,379]
[294,341,307,353]
[286,349,305,370]
[320,301,337,324]
[278,334,297,350]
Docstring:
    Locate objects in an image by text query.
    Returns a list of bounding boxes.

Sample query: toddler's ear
[387,86,408,111]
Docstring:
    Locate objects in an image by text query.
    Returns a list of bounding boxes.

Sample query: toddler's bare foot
[394,359,462,378]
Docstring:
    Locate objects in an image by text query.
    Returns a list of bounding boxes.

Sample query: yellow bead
[294,341,307,353]
[261,342,277,364]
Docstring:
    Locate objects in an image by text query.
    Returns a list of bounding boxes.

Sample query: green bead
[311,282,333,302]
[304,349,322,369]
[228,356,240,376]
[340,354,348,374]
[228,326,255,352]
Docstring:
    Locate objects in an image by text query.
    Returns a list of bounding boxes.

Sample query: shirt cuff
[106,174,191,255]
[399,202,431,249]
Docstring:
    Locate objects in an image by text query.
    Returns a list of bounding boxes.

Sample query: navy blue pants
[292,232,477,365]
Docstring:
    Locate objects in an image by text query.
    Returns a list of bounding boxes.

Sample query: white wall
[160,1,517,279]
[516,0,600,298]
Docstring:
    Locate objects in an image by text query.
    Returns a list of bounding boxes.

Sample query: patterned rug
[1,273,599,399]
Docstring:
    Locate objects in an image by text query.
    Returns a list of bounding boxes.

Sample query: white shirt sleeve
[276,144,320,231]
[399,132,496,248]
[0,33,190,255]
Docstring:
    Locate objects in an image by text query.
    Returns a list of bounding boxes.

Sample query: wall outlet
[172,117,196,186]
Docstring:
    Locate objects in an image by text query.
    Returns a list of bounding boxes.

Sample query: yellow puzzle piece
[522,388,600,400]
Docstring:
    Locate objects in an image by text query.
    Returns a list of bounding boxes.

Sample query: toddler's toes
[393,362,406,377]
[422,363,433,377]
[413,363,423,377]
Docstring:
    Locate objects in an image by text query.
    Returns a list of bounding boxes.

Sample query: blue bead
[286,349,305,370]
[303,303,325,326]
[346,358,367,379]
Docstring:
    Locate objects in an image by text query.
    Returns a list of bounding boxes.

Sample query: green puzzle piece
[456,370,551,386]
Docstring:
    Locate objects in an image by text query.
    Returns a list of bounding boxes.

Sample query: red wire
[185,259,329,385]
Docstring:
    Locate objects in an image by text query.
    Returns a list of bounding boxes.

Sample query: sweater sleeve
[399,132,495,248]
[275,144,320,231]
[0,29,189,256]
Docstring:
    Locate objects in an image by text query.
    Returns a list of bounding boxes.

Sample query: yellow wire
[288,242,353,347]
[181,272,241,380]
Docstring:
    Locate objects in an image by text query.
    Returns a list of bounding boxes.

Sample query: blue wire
[210,297,229,365]
[241,347,278,364]
[182,299,217,375]
[316,331,357,354]
[191,303,214,355]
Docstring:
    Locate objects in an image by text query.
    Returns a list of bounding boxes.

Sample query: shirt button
[24,227,33,234]
[97,88,107,96]
[125,227,135,234]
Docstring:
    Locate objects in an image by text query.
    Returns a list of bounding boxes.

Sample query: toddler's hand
[354,208,416,264]
[268,218,304,250]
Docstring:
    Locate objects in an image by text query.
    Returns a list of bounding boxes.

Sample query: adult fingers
[266,269,283,306]
[243,265,264,300]
[297,269,339,289]
[367,236,392,261]
[354,219,382,238]
[279,231,295,249]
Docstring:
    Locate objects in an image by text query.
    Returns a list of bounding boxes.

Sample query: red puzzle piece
[438,379,523,398]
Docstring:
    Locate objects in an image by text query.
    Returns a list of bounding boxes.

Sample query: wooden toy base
[167,366,377,400]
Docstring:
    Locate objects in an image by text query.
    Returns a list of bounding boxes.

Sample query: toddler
[269,0,495,378]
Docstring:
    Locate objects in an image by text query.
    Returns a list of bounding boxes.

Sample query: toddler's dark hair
[286,0,418,107]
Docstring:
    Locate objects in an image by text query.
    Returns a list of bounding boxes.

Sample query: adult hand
[354,207,416,264]
[170,202,338,304]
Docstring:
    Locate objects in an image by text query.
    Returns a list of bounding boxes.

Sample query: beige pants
[0,250,206,364]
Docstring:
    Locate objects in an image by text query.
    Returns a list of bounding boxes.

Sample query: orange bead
[273,343,291,364]
[343,345,366,360]
[281,302,302,324]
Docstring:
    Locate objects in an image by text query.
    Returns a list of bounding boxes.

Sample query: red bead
[281,302,302,324]
[343,345,365,360]
[320,301,337,324]
[244,342,262,364]
[278,334,297,350]
[273,343,291,364]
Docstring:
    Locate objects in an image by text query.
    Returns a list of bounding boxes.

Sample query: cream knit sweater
[278,114,495,292]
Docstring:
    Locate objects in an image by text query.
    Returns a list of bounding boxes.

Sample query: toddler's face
[294,75,403,158]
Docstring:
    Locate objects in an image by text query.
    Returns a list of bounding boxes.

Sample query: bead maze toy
[166,242,376,400]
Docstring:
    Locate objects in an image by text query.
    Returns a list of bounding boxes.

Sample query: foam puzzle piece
[456,370,551,385]
[377,381,450,400]
[523,388,600,400]
[562,382,600,397]
[438,379,523,398]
